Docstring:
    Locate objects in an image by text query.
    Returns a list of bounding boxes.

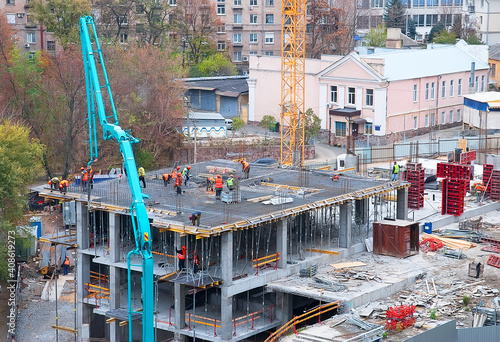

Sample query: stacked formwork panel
[483,164,494,196]
[404,163,424,209]
[490,170,500,201]
[437,163,471,216]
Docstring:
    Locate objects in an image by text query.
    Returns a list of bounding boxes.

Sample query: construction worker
[88,166,95,189]
[138,165,146,188]
[162,173,170,186]
[176,245,186,271]
[62,256,70,275]
[182,166,191,186]
[227,174,235,191]
[392,162,399,181]
[48,176,60,191]
[207,176,215,192]
[59,179,69,193]
[175,172,183,195]
[189,211,201,226]
[476,183,485,203]
[81,169,89,190]
[332,174,339,181]
[240,160,250,179]
[193,251,200,274]
[171,169,177,183]
[215,174,223,199]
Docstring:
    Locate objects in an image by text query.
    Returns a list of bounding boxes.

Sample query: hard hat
[80,167,84,171]
[230,174,234,177]
[182,246,186,250]
[217,174,221,178]
[188,166,191,169]
[177,166,181,170]
[189,215,193,220]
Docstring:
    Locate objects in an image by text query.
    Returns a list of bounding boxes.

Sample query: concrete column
[77,254,91,342]
[220,288,233,340]
[76,201,89,250]
[276,220,287,268]
[276,292,292,324]
[221,231,233,286]
[355,199,368,225]
[109,266,121,342]
[174,283,186,330]
[109,213,120,263]
[397,187,409,220]
[339,202,352,248]
[247,78,256,122]
[319,83,328,129]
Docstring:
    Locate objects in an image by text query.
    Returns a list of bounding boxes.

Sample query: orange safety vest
[215,178,223,189]
[243,161,249,170]
[63,257,70,266]
[82,172,88,182]
[194,254,199,265]
[178,249,186,260]
[163,174,169,181]
[59,180,69,188]
[175,174,182,186]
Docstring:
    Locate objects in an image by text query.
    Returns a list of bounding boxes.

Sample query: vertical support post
[397,187,409,220]
[174,282,186,338]
[276,292,292,324]
[354,199,368,225]
[276,219,287,268]
[339,201,352,249]
[109,213,120,263]
[76,202,90,342]
[109,266,121,342]
[221,231,233,340]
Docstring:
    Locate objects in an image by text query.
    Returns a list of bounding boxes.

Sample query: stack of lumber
[422,233,476,251]
[206,166,237,174]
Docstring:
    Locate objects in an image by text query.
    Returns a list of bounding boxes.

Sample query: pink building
[248,41,489,145]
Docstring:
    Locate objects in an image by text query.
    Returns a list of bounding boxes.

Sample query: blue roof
[360,45,489,81]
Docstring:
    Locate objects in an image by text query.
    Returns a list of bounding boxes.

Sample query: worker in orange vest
[88,166,95,189]
[62,256,70,275]
[176,246,186,271]
[240,160,250,179]
[162,173,170,187]
[193,251,200,274]
[48,177,60,191]
[81,169,89,190]
[332,174,339,181]
[476,183,485,203]
[215,174,223,199]
[59,179,69,193]
[175,172,183,195]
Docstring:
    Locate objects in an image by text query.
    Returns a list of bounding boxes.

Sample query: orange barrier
[232,305,274,336]
[265,300,342,342]
[152,251,175,258]
[253,253,280,275]
[85,283,110,307]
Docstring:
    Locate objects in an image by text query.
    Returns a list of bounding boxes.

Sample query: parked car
[225,119,233,130]
[252,157,277,165]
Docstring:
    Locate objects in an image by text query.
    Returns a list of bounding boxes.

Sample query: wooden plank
[330,261,367,270]
[306,248,340,255]
[52,325,77,333]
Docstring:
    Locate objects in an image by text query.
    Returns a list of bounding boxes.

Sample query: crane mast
[281,0,306,167]
[79,16,155,342]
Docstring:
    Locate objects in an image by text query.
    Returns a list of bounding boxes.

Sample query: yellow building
[489,44,500,90]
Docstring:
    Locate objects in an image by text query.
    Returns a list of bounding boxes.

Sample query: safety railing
[85,283,110,308]
[265,300,342,342]
[232,305,275,337]
[90,271,108,286]
[185,313,221,337]
[253,253,280,275]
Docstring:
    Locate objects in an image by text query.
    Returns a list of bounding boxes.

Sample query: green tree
[260,115,277,136]
[231,117,245,134]
[428,22,445,43]
[407,18,417,39]
[197,54,237,77]
[303,108,322,141]
[0,121,44,281]
[433,30,456,44]
[383,0,405,29]
[464,33,482,45]
[364,24,387,47]
[31,0,91,47]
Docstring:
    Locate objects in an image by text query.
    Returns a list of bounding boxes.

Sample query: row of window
[233,0,275,6]
[413,76,485,102]
[230,32,274,45]
[233,13,274,24]
[330,86,373,107]
[232,50,273,62]
[368,0,463,7]
[413,14,460,27]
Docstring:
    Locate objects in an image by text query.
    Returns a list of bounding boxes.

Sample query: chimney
[386,28,402,49]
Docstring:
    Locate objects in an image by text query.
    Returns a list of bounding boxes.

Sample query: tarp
[463,92,500,111]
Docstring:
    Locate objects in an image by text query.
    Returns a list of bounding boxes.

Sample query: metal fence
[355,137,500,165]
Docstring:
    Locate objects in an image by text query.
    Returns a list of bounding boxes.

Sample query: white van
[225,119,233,130]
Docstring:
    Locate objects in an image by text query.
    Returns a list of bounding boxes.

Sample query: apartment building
[1,0,58,54]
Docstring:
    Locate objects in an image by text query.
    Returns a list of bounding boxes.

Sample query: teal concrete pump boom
[79,16,155,341]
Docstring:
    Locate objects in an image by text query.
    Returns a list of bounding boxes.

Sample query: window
[265,14,274,24]
[442,81,446,98]
[330,86,337,103]
[442,0,452,5]
[457,109,461,121]
[370,16,383,28]
[449,110,454,123]
[413,15,424,27]
[454,0,463,5]
[265,32,274,43]
[425,115,429,127]
[491,63,496,77]
[475,76,479,92]
[233,33,242,43]
[458,79,462,95]
[427,0,438,6]
[119,15,128,26]
[250,0,257,5]
[371,0,383,8]
[481,75,485,92]
[358,16,369,29]
[425,83,429,100]
[450,80,454,97]
[27,32,36,43]
[365,123,373,134]
[431,114,435,126]
[249,51,257,55]
[249,33,258,43]
[348,87,356,105]
[426,14,438,27]
[250,14,257,24]
[234,14,241,24]
[266,0,274,5]
[234,0,241,5]
[366,89,374,106]
[6,0,15,4]
[431,82,435,99]
[217,23,226,33]
[120,33,128,43]
[413,84,418,102]
[265,51,274,56]
[6,13,15,24]
[233,51,242,62]
[335,121,346,137]
[413,116,418,129]
[47,40,56,51]
[444,14,452,27]
[441,111,446,124]
[169,0,177,5]
[217,0,225,15]
[217,41,226,50]
[413,0,425,7]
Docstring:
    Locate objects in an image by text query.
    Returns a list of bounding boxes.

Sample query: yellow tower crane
[280,0,306,167]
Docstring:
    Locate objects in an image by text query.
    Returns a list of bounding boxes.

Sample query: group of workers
[176,245,200,274]
[160,165,192,195]
[48,176,70,194]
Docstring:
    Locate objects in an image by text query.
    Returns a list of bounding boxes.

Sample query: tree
[428,22,445,43]
[231,117,245,134]
[433,30,456,44]
[260,115,277,136]
[364,24,387,47]
[383,0,405,29]
[303,108,321,142]
[0,121,44,281]
[92,0,136,43]
[407,18,417,39]
[197,53,237,77]
[31,0,91,47]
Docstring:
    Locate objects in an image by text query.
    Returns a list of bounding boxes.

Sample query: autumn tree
[432,30,456,44]
[428,22,445,43]
[92,0,136,43]
[364,24,387,47]
[196,53,237,77]
[383,0,405,29]
[303,108,321,141]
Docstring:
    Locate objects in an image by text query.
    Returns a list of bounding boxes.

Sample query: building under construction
[33,160,409,341]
